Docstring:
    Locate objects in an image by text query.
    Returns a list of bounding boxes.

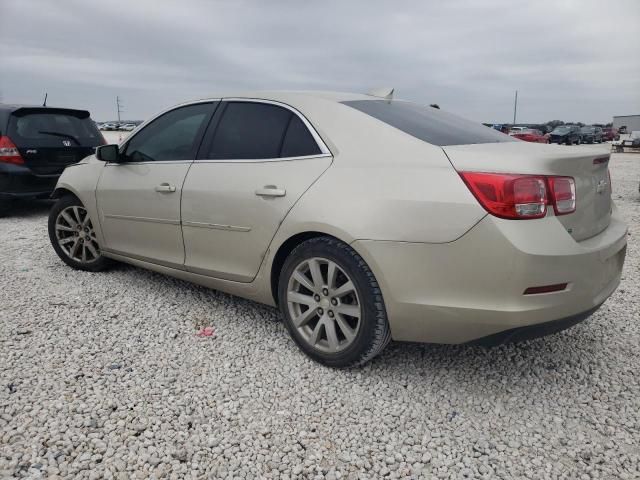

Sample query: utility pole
[43,92,48,107]
[116,96,123,123]
[512,90,518,125]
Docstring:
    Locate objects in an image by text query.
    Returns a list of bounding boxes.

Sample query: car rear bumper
[352,209,627,344]
[0,163,59,199]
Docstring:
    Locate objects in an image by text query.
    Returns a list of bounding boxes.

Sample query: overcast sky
[1,0,639,123]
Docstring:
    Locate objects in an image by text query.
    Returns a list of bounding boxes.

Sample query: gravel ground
[1,152,639,479]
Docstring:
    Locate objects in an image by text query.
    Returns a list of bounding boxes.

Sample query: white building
[612,115,640,132]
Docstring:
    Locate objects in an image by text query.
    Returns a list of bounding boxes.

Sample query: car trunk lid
[442,142,612,241]
[7,108,104,175]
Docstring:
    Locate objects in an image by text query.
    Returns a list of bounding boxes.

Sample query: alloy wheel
[55,206,101,264]
[286,257,361,353]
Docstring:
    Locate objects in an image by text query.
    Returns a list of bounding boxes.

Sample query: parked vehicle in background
[580,126,603,144]
[509,126,527,134]
[602,127,620,141]
[0,105,105,216]
[618,126,628,135]
[549,125,581,145]
[100,123,118,131]
[510,128,549,143]
[120,123,136,131]
[47,91,627,367]
[613,131,640,153]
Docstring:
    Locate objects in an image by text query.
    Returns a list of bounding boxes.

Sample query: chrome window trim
[105,160,193,166]
[195,153,332,164]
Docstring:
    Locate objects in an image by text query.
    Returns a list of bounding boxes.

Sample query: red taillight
[547,176,576,215]
[460,172,577,220]
[0,136,24,165]
[459,172,547,219]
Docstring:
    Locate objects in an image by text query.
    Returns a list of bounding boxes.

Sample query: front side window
[122,103,212,162]
[207,102,323,159]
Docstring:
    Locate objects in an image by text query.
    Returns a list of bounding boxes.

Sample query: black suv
[580,126,603,144]
[0,105,104,215]
[548,125,581,145]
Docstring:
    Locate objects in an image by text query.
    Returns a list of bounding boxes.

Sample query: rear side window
[8,112,103,148]
[281,115,321,157]
[341,100,516,147]
[122,103,211,162]
[207,102,322,159]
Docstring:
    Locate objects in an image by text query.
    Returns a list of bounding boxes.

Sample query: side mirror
[96,144,121,163]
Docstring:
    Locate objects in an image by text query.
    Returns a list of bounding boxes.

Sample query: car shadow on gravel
[1,198,54,218]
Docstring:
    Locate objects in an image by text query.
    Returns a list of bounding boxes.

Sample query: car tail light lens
[459,172,547,219]
[547,176,576,215]
[0,136,24,165]
[460,172,577,220]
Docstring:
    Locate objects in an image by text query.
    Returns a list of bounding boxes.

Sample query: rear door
[181,100,332,282]
[7,108,104,175]
[96,102,215,268]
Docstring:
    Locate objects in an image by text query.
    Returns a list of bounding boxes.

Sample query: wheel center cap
[319,298,330,309]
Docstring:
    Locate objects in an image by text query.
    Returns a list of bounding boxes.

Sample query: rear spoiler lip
[11,107,91,119]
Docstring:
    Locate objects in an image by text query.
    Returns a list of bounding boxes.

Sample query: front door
[181,100,332,282]
[96,102,215,268]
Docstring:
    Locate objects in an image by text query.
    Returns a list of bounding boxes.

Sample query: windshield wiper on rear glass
[37,131,81,145]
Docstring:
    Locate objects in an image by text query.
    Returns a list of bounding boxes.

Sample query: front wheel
[48,195,112,272]
[278,237,391,368]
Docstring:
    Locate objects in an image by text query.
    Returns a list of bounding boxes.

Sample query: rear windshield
[8,111,103,148]
[341,100,515,146]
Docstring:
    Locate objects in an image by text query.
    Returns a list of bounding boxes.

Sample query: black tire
[278,236,391,368]
[0,200,12,218]
[48,195,112,272]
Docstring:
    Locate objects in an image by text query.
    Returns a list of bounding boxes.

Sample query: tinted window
[342,100,516,147]
[209,102,291,159]
[8,112,103,148]
[281,115,322,157]
[123,103,211,162]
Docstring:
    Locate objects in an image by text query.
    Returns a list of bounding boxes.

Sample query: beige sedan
[48,91,627,367]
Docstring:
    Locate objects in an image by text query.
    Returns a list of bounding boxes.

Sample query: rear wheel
[278,237,391,368]
[48,196,112,272]
[0,200,12,217]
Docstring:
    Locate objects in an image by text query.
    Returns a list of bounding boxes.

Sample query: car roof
[0,104,93,133]
[197,90,374,103]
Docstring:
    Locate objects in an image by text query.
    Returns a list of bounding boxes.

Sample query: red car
[602,128,619,141]
[510,128,549,143]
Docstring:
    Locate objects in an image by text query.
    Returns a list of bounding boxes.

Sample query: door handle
[155,183,176,193]
[255,185,286,197]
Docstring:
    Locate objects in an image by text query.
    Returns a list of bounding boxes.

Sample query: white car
[47,90,627,367]
[120,123,137,131]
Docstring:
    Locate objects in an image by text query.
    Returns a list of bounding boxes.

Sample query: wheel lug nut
[317,307,324,315]
[322,288,329,296]
[331,298,338,306]
[328,310,334,318]
[314,294,321,302]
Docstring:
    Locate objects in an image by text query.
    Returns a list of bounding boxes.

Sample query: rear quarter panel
[268,100,486,246]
